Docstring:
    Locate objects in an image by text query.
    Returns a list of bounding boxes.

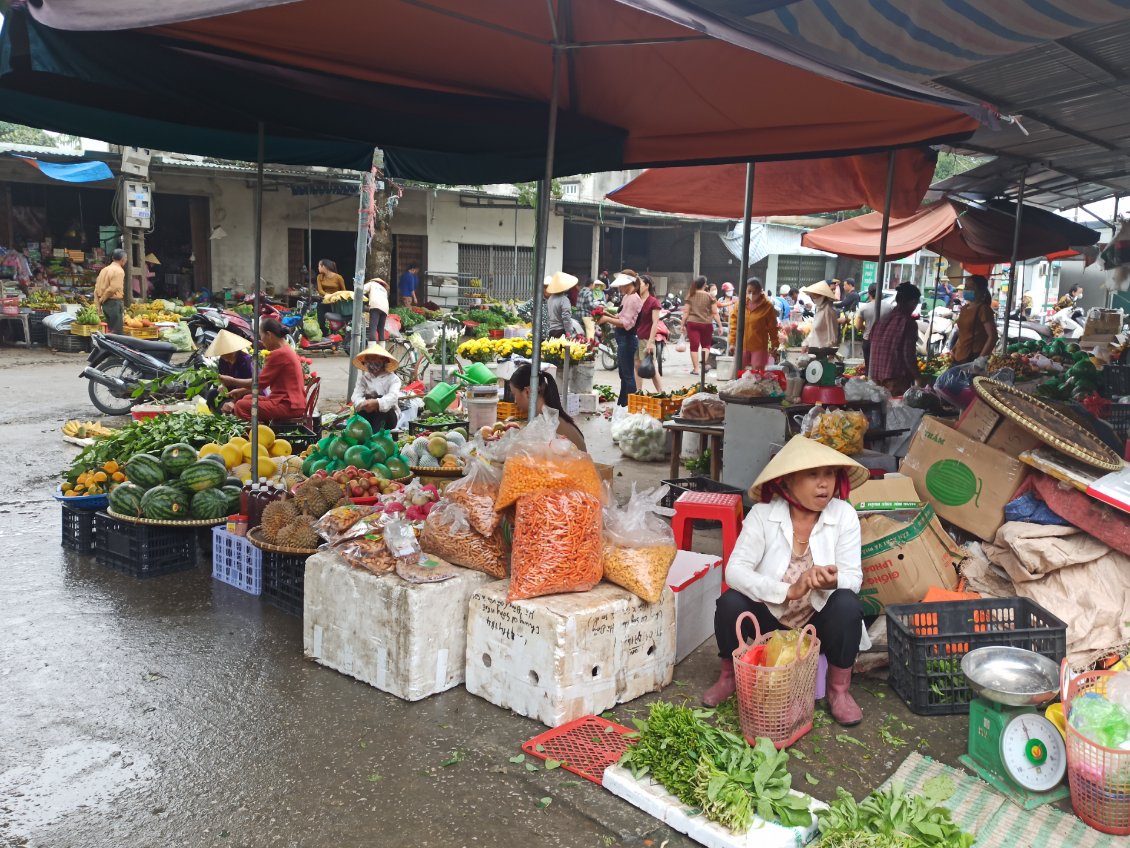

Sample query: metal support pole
[873,150,897,328]
[926,258,942,363]
[307,194,313,294]
[249,122,265,479]
[347,170,372,399]
[732,163,755,371]
[528,43,561,419]
[1003,169,1028,350]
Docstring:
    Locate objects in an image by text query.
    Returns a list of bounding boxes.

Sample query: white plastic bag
[617,411,668,461]
[602,485,677,602]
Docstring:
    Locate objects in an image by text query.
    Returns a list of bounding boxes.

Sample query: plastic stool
[671,491,744,587]
[815,655,828,700]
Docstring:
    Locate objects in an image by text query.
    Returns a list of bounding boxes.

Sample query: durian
[277,520,319,550]
[260,499,298,543]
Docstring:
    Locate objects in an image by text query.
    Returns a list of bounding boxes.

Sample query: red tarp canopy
[18,0,980,177]
[605,148,936,219]
[801,200,1099,262]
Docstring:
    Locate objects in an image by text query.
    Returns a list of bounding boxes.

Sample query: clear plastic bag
[720,372,784,398]
[616,412,668,462]
[508,489,603,602]
[601,485,677,603]
[495,416,603,510]
[314,504,379,544]
[934,363,977,409]
[384,519,422,572]
[443,458,502,536]
[801,408,867,455]
[765,629,815,667]
[336,534,396,575]
[419,500,508,578]
[678,392,725,422]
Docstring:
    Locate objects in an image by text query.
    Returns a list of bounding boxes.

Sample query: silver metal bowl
[960,646,1060,707]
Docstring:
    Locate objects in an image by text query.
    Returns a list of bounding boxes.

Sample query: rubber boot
[702,659,735,707]
[826,664,863,726]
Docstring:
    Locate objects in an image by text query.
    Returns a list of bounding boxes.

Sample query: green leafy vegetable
[816,782,975,848]
[508,754,526,764]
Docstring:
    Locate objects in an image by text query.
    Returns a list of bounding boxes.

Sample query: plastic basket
[0,296,18,316]
[262,549,306,615]
[1065,670,1130,835]
[61,504,97,553]
[1102,365,1130,398]
[521,715,636,785]
[627,393,684,420]
[123,326,160,339]
[70,323,104,337]
[49,329,91,353]
[211,526,262,595]
[732,612,820,749]
[496,401,527,421]
[93,511,197,578]
[659,476,743,510]
[886,598,1067,716]
[1100,404,1130,440]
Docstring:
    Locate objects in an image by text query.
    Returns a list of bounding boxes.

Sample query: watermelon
[125,453,166,488]
[180,460,227,492]
[160,442,198,476]
[385,456,409,478]
[191,488,230,520]
[220,485,243,513]
[344,444,373,468]
[108,481,146,517]
[141,485,191,520]
[200,453,227,468]
[225,476,244,489]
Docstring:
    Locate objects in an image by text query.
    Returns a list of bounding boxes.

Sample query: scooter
[81,331,209,416]
[917,306,955,358]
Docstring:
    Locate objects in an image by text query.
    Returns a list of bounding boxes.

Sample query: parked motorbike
[917,306,954,358]
[82,332,208,416]
[659,308,683,344]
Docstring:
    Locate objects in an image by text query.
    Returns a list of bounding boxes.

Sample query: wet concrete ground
[0,347,968,848]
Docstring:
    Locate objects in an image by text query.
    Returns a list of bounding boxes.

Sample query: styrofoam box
[465,582,676,727]
[602,764,822,848]
[668,551,723,664]
[571,391,599,414]
[303,551,494,701]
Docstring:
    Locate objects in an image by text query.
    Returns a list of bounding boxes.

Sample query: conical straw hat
[205,329,252,358]
[545,271,579,294]
[749,435,869,501]
[352,342,397,370]
[802,280,837,300]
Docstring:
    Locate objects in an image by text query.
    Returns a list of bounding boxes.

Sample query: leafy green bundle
[620,702,812,833]
[816,779,975,848]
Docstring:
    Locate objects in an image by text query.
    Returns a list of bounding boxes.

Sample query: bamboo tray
[106,508,225,528]
[246,526,320,555]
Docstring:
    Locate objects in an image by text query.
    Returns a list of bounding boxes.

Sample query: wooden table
[663,419,725,481]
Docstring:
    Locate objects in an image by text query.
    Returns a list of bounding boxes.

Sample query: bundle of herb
[816,779,975,848]
[620,702,813,833]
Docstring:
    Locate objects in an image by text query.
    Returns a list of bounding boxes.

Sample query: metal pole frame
[926,257,942,363]
[732,163,755,371]
[249,123,265,479]
[873,150,897,329]
[528,41,562,418]
[346,168,373,399]
[1003,169,1028,350]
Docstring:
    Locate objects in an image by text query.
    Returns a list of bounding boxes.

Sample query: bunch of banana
[63,419,115,439]
[323,290,355,304]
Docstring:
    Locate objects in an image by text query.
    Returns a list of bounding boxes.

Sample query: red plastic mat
[521,715,635,785]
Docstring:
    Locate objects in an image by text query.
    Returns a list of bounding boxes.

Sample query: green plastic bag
[303,317,323,341]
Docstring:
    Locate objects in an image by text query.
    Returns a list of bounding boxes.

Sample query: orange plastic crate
[496,401,528,421]
[627,393,684,419]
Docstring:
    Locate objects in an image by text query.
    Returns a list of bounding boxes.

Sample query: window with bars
[775,256,829,293]
[458,244,536,302]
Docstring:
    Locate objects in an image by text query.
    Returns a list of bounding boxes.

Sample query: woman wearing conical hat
[351,343,401,432]
[702,436,869,726]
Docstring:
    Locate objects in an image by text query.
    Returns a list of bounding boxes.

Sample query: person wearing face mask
[801,280,840,356]
[350,343,402,432]
[702,437,869,726]
[1056,285,1084,311]
[728,278,778,368]
[952,275,998,369]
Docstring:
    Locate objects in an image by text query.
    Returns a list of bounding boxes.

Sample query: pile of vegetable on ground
[815,779,974,847]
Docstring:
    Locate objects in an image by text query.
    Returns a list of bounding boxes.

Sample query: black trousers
[861,339,871,372]
[358,406,398,434]
[715,588,863,668]
[369,309,387,342]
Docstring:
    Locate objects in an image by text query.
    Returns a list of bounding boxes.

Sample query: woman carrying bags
[635,274,663,393]
[702,436,869,727]
[351,343,402,433]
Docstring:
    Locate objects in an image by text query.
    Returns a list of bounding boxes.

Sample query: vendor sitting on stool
[221,318,307,422]
[202,329,253,409]
[702,436,869,727]
[351,342,402,433]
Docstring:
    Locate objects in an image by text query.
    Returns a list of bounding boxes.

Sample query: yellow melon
[255,424,276,448]
[269,439,292,457]
[198,442,223,459]
[219,443,242,469]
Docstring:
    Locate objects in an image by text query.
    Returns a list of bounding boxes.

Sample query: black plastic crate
[659,476,743,510]
[270,423,318,452]
[27,312,49,345]
[409,418,467,435]
[93,511,197,578]
[262,550,306,616]
[1100,404,1130,440]
[61,504,97,553]
[49,330,91,353]
[886,598,1067,716]
[1102,364,1130,398]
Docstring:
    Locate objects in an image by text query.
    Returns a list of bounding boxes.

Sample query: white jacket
[351,370,401,412]
[364,280,389,313]
[726,497,868,648]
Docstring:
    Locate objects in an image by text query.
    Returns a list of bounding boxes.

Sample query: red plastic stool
[671,491,744,589]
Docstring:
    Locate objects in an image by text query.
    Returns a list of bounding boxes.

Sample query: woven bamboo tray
[409,465,464,477]
[246,526,320,555]
[106,508,226,528]
[973,377,1122,471]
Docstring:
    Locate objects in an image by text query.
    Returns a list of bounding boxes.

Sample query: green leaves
[816,781,975,848]
[508,754,526,764]
[439,751,464,767]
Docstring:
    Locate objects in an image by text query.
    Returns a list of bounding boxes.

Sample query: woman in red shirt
[635,274,663,393]
[221,318,307,422]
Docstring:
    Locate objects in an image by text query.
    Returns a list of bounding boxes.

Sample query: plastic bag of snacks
[765,629,815,667]
[419,500,509,578]
[508,489,603,602]
[617,412,668,462]
[801,408,867,455]
[336,534,396,575]
[720,371,784,398]
[495,417,603,510]
[602,485,677,603]
[443,458,503,536]
[315,504,379,543]
[678,393,725,423]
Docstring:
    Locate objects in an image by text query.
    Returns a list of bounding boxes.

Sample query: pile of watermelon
[300,416,411,481]
[108,442,242,521]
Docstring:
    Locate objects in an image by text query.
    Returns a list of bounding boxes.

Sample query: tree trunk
[366,149,393,284]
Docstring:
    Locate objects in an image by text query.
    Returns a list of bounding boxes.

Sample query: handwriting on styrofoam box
[477,595,541,641]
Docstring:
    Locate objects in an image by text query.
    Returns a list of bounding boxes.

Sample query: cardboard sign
[850,477,962,615]
[900,416,1028,541]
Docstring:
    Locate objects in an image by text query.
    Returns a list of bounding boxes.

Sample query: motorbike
[82,330,209,416]
[917,306,954,358]
[659,308,683,343]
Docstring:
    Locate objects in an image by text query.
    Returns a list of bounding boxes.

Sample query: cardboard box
[956,398,1042,458]
[900,416,1028,541]
[849,477,963,615]
[1084,308,1123,337]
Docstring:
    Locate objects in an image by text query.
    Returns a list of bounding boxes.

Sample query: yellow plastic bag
[765,629,815,667]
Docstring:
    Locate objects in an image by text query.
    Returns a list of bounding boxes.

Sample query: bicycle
[385,330,432,384]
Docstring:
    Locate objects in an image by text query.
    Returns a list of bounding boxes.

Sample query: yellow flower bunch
[494,337,533,358]
[540,337,590,363]
[457,338,497,363]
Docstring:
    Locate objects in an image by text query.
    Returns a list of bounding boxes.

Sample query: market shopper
[867,283,921,396]
[728,278,778,368]
[399,262,420,306]
[635,274,664,393]
[508,363,587,452]
[702,437,869,726]
[802,280,840,356]
[545,271,579,337]
[684,276,719,375]
[597,271,642,406]
[207,329,254,387]
[952,274,998,368]
[854,284,880,372]
[221,318,307,423]
[363,277,390,342]
[351,343,401,433]
[834,278,859,315]
[94,248,127,334]
[316,259,346,332]
[575,277,598,339]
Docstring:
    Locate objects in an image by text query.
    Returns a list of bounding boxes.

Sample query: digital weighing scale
[958,647,1069,810]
